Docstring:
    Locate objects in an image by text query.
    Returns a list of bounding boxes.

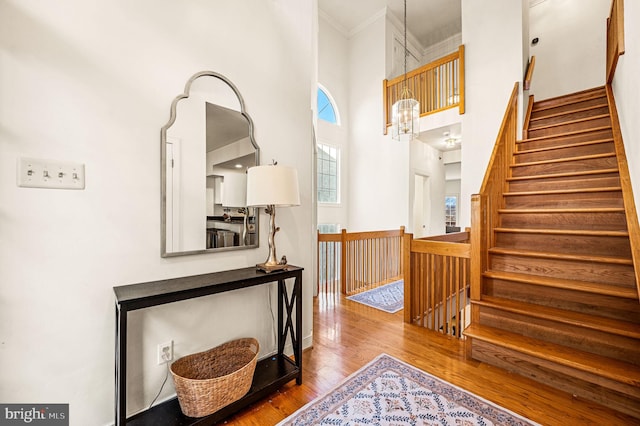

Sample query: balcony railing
[317,227,404,296]
[383,45,465,133]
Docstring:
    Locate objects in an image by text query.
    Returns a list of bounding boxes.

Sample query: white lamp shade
[246,165,300,207]
[221,173,247,207]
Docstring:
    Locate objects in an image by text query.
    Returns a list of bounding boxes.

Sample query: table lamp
[246,163,300,272]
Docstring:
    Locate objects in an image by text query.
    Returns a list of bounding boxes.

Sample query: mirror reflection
[161,71,260,257]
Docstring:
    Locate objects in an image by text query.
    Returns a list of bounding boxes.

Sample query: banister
[524,56,535,91]
[479,82,519,194]
[404,231,471,338]
[606,0,625,83]
[605,85,640,301]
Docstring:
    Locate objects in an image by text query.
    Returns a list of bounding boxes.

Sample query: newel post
[340,229,347,295]
[402,229,412,323]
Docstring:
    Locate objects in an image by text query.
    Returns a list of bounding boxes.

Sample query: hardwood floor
[224,293,639,425]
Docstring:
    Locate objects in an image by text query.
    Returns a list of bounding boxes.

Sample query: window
[445,195,457,227]
[317,85,339,124]
[317,143,339,203]
[317,223,341,234]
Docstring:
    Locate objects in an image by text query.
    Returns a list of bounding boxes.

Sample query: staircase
[464,86,640,418]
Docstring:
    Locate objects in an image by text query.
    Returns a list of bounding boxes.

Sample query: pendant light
[391,0,420,141]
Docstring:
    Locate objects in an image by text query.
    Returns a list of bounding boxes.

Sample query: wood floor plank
[222,295,638,425]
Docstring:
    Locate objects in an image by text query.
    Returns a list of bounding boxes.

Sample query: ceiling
[318,0,461,49]
[420,123,462,152]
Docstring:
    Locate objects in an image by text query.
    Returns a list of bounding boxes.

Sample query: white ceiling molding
[530,0,548,8]
[318,8,350,38]
[348,7,388,40]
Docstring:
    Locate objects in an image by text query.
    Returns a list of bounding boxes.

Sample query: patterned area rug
[346,280,404,313]
[278,354,540,426]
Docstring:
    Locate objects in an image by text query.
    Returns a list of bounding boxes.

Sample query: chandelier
[391,0,420,141]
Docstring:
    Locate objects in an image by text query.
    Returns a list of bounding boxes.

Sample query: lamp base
[256,262,289,273]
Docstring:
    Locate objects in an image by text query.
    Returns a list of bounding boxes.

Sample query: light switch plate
[17,157,85,190]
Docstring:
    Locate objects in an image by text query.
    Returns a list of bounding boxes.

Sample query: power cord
[149,351,171,409]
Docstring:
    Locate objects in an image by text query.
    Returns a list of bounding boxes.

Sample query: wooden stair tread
[503,187,622,196]
[510,152,615,168]
[483,270,638,299]
[488,247,633,265]
[507,168,619,182]
[529,103,609,122]
[494,227,628,237]
[517,125,612,144]
[499,207,625,213]
[514,138,613,155]
[463,324,640,386]
[532,87,606,111]
[473,296,640,339]
[526,114,609,132]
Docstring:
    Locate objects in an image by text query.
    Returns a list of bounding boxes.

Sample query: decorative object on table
[170,337,259,418]
[277,353,540,426]
[246,161,300,272]
[346,280,404,313]
[391,0,420,141]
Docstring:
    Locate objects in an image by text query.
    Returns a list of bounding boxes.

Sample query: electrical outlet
[157,341,173,365]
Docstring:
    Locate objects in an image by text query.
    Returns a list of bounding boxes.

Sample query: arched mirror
[161,71,260,257]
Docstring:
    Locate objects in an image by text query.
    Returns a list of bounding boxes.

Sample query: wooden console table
[113,265,303,425]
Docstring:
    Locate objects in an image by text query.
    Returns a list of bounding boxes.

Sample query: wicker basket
[170,337,259,418]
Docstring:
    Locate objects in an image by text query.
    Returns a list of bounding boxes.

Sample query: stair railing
[403,231,471,338]
[470,83,520,327]
[383,45,465,133]
[317,227,405,296]
[606,86,640,300]
[606,0,625,83]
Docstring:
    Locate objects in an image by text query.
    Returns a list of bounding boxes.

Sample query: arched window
[317,84,339,125]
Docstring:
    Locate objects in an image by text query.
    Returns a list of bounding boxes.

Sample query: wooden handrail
[479,83,519,194]
[605,85,640,301]
[524,56,535,91]
[383,45,465,133]
[469,82,520,338]
[606,0,625,83]
[403,231,471,338]
[523,95,534,139]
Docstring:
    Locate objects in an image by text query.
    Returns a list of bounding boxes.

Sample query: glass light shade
[246,165,300,207]
[391,97,420,141]
[221,173,247,207]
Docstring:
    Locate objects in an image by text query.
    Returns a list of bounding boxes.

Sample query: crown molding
[318,8,350,38]
[529,0,548,8]
[349,6,387,39]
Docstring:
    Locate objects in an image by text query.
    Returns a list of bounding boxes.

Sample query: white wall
[459,0,527,228]
[318,16,349,229]
[347,14,410,232]
[529,0,610,100]
[612,0,640,212]
[0,1,315,424]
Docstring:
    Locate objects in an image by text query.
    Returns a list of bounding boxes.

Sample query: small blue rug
[346,280,404,313]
